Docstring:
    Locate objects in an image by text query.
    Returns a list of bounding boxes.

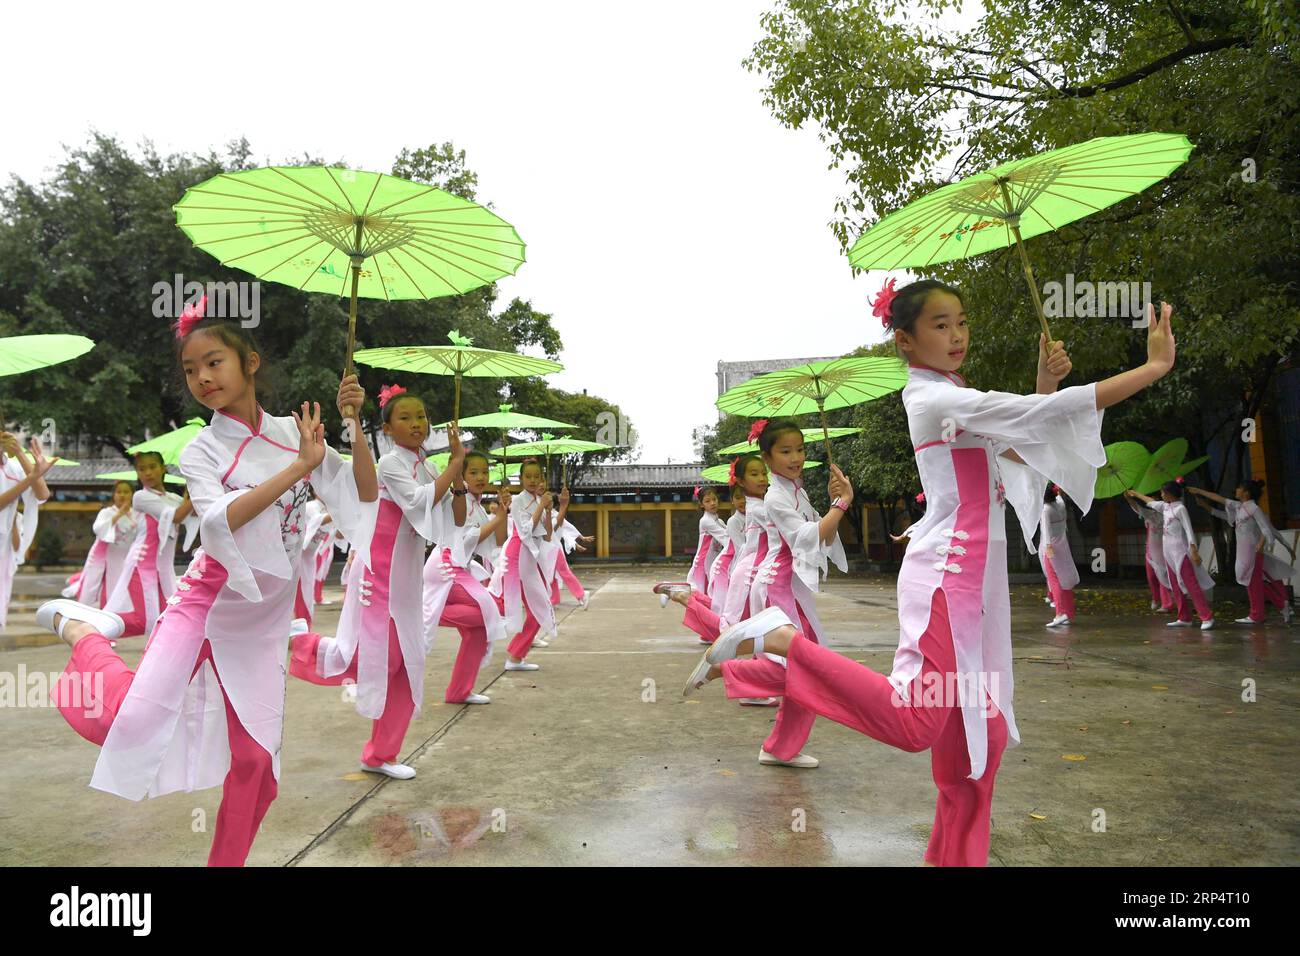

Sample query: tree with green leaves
[0,136,632,468]
[745,0,1299,509]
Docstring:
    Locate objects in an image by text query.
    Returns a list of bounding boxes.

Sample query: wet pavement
[1,567,1296,866]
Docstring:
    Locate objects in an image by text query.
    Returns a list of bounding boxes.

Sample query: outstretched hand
[828,463,853,506]
[292,402,327,474]
[1145,301,1176,375]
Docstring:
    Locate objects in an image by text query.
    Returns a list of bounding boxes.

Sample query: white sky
[2,0,970,462]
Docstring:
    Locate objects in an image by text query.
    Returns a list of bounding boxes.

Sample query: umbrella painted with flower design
[849,132,1194,342]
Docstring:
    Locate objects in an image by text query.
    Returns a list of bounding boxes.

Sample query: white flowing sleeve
[377,454,443,544]
[768,494,846,591]
[704,514,729,547]
[557,519,582,552]
[180,440,293,603]
[132,491,180,548]
[309,446,377,574]
[92,507,117,543]
[1210,501,1232,522]
[512,496,545,556]
[1177,505,1198,552]
[14,487,41,561]
[936,383,1105,506]
[1245,502,1282,547]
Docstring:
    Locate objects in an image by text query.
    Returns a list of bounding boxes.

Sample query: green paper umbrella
[1094,441,1150,499]
[716,426,863,456]
[1173,455,1209,478]
[0,334,95,377]
[716,357,907,467]
[354,330,562,422]
[174,166,526,416]
[126,418,207,466]
[1136,438,1190,494]
[700,461,822,484]
[96,470,186,486]
[51,458,81,466]
[489,434,612,487]
[848,132,1194,341]
[434,404,575,432]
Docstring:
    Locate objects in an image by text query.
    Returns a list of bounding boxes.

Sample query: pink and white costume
[720,365,1108,865]
[104,486,198,637]
[682,501,764,643]
[733,471,847,758]
[424,491,507,701]
[64,506,139,608]
[491,489,557,660]
[550,519,587,606]
[687,511,728,593]
[1039,496,1079,620]
[0,452,44,628]
[53,406,375,867]
[1147,499,1215,622]
[294,499,340,625]
[708,508,746,613]
[1126,495,1174,609]
[292,445,441,766]
[1208,498,1294,621]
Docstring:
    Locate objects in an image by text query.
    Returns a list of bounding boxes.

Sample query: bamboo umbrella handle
[996,178,1054,345]
[342,226,365,419]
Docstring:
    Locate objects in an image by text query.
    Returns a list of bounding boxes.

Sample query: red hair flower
[692,485,701,500]
[727,458,739,487]
[915,491,925,504]
[378,383,407,409]
[173,293,207,339]
[872,278,898,329]
[1052,484,1063,495]
[747,419,769,444]
[1175,475,1184,484]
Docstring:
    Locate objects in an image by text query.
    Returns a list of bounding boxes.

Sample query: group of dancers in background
[15,305,592,866]
[2,277,1294,868]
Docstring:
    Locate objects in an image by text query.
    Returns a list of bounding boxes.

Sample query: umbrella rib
[387,244,463,295]
[402,225,527,255]
[405,238,524,276]
[379,250,430,300]
[189,177,332,214]
[400,242,501,287]
[269,167,355,216]
[220,231,326,268]
[321,166,361,218]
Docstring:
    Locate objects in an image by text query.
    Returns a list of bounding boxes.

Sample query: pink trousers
[1245,554,1288,622]
[439,579,490,702]
[290,622,414,767]
[720,588,1008,867]
[551,549,585,604]
[1043,559,1076,619]
[115,572,156,638]
[1171,557,1213,622]
[55,634,276,867]
[683,592,721,642]
[1145,561,1175,609]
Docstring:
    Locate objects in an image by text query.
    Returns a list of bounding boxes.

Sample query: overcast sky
[1,0,953,462]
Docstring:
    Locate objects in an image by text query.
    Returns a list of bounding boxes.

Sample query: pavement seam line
[282,583,599,866]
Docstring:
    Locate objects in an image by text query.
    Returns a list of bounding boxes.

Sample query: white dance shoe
[1045,614,1071,628]
[505,660,540,671]
[1283,604,1294,624]
[707,606,793,665]
[361,761,416,780]
[1234,616,1262,625]
[531,638,551,648]
[36,599,125,641]
[758,748,818,768]
[1200,618,1215,631]
[454,693,491,705]
[739,697,779,707]
[1166,619,1194,627]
